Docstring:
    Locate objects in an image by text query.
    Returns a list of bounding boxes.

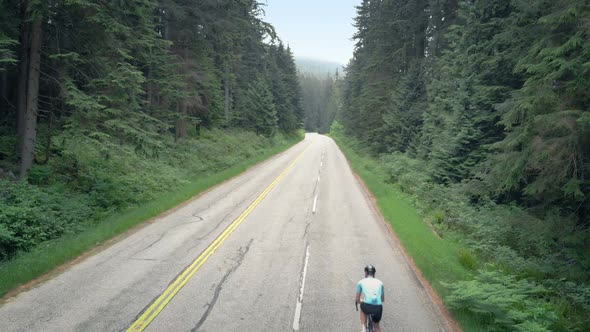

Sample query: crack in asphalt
[128,215,205,260]
[298,148,326,242]
[87,150,295,275]
[184,225,221,254]
[302,164,322,240]
[191,239,254,331]
[171,215,204,228]
[302,193,316,240]
[193,175,253,214]
[132,232,167,256]
[184,194,253,254]
[302,218,312,240]
[131,184,257,259]
[126,151,290,261]
[286,216,295,225]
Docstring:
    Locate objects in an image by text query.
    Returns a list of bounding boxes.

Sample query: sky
[263,0,361,65]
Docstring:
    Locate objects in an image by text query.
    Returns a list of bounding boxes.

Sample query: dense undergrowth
[0,128,302,295]
[331,124,589,332]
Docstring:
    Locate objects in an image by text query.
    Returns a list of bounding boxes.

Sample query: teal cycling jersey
[356,277,384,305]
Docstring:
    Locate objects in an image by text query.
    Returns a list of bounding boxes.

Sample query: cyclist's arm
[355,291,362,304]
[381,284,385,302]
[355,282,362,303]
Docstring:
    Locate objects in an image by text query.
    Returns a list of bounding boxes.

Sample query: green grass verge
[332,135,484,331]
[0,134,303,298]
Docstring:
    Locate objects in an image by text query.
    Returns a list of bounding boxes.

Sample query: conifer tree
[487,0,590,206]
[339,0,590,215]
[0,0,303,180]
[238,76,278,137]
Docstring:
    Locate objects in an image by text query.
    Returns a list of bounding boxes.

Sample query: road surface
[0,134,447,331]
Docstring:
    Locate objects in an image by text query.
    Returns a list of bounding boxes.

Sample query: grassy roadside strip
[0,133,303,298]
[331,135,483,331]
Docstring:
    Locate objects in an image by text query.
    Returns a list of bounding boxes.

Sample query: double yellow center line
[127,147,308,332]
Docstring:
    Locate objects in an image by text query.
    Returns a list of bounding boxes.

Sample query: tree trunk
[175,119,187,141]
[161,7,169,40]
[175,100,187,142]
[0,68,7,104]
[43,110,52,164]
[414,0,427,59]
[195,121,201,137]
[224,65,231,126]
[18,16,42,179]
[16,1,31,155]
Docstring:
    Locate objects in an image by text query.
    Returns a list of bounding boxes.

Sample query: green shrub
[545,279,590,331]
[444,271,558,331]
[0,223,18,259]
[329,120,344,136]
[433,210,445,224]
[0,180,93,259]
[0,131,16,162]
[26,165,53,185]
[458,248,477,270]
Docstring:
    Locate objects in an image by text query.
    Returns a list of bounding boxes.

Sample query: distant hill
[295,58,344,76]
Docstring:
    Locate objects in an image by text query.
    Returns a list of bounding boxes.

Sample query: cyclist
[355,265,384,332]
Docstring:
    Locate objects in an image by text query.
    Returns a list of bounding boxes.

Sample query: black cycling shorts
[360,303,383,323]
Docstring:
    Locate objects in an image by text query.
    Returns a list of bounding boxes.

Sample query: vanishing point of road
[0,134,450,331]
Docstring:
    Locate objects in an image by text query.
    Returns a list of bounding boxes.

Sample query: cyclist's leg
[359,303,369,331]
[374,322,381,332]
[372,305,383,332]
[359,310,367,330]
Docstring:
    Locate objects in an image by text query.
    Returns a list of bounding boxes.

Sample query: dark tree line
[340,0,590,223]
[0,0,303,179]
[300,71,341,134]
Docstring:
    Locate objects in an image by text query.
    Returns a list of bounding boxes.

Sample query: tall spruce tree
[487,0,590,209]
[0,0,303,180]
[340,0,590,216]
[418,0,519,182]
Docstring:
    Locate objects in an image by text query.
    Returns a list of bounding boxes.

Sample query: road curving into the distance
[0,133,449,331]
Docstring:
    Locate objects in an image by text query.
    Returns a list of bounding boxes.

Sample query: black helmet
[364,265,376,275]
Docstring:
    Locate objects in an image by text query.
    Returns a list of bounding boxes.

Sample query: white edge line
[312,194,318,214]
[299,246,310,302]
[293,303,303,330]
[292,245,310,330]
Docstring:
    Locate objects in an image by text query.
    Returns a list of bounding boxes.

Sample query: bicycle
[355,301,375,332]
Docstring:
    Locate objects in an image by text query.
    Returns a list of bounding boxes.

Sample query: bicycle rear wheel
[367,315,375,332]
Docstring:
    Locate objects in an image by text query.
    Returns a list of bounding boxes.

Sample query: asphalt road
[0,134,447,331]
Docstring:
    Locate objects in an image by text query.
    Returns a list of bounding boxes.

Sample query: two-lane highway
[0,134,448,331]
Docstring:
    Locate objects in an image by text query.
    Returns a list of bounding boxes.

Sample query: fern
[444,271,558,331]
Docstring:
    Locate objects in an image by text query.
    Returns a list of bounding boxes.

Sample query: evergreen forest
[299,68,341,134]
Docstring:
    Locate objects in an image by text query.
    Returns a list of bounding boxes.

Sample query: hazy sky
[263,0,361,64]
